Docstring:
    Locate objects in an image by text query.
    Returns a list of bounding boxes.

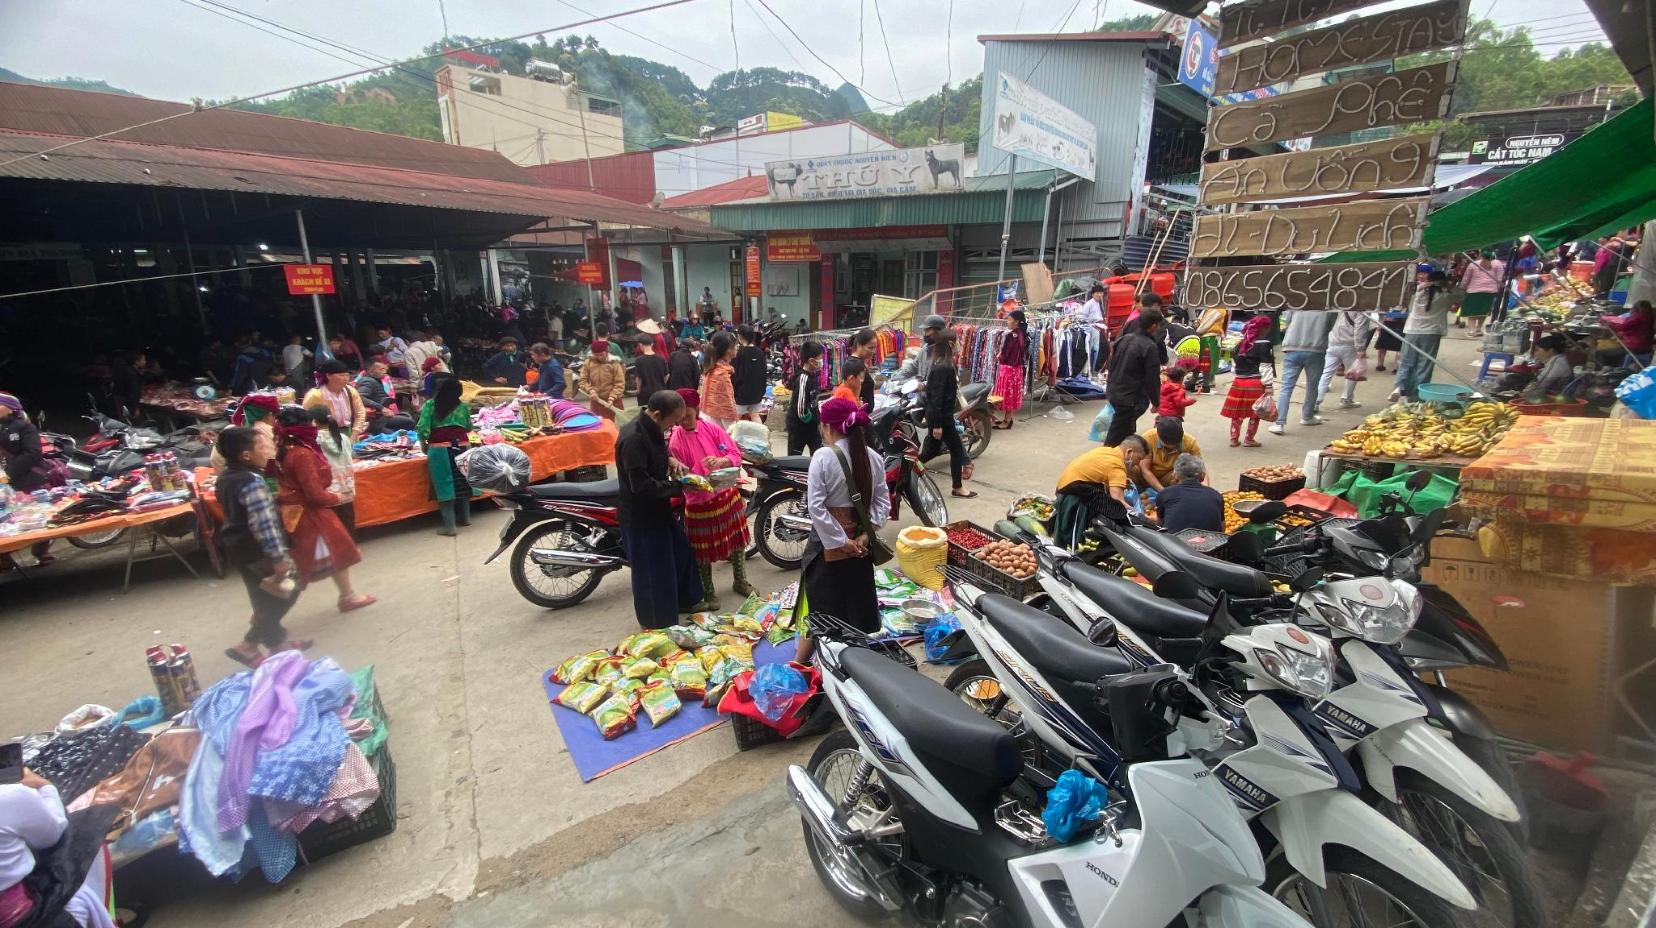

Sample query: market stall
[138,384,228,425]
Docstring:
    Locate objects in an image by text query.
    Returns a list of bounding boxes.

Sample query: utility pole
[535,128,547,165]
[294,209,332,360]
[575,89,596,190]
[996,155,1019,286]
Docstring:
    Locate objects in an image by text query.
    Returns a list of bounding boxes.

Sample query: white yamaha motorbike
[788,622,1316,928]
[1023,533,1539,928]
[940,571,1473,927]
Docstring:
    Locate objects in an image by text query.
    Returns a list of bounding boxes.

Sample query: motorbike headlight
[1252,639,1334,699]
[1329,584,1420,645]
[1355,548,1389,572]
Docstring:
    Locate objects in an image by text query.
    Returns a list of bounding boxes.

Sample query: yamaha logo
[1315,702,1376,737]
[1219,766,1276,809]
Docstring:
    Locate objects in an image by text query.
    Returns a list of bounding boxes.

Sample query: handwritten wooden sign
[1200,134,1439,206]
[1219,0,1387,49]
[1206,62,1456,152]
[1181,261,1415,311]
[1215,0,1466,96]
[1191,198,1428,258]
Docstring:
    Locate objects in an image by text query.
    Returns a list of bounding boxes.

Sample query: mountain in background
[3,15,1632,160]
[0,66,137,96]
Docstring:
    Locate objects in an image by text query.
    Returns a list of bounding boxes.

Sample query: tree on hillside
[867,76,984,151]
[1097,13,1157,31]
[704,67,840,124]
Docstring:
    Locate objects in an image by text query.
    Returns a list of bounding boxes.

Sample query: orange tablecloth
[0,502,196,555]
[351,424,617,527]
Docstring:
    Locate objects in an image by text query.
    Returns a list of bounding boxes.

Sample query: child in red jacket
[1158,367,1197,419]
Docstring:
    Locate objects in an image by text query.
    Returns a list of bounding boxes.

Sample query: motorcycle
[41,411,214,549]
[486,477,636,609]
[1029,526,1542,928]
[744,395,948,571]
[789,605,1321,928]
[882,376,997,460]
[939,569,1475,927]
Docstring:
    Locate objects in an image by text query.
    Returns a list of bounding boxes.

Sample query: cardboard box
[1426,535,1656,753]
[1460,417,1656,530]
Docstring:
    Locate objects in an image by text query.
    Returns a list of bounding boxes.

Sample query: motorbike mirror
[1413,506,1446,544]
[1247,501,1287,523]
[1289,567,1325,593]
[1152,571,1199,601]
[1405,469,1433,492]
[1086,618,1118,646]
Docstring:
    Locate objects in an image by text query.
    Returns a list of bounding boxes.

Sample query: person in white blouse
[1078,283,1107,324]
[799,396,891,664]
[0,771,114,928]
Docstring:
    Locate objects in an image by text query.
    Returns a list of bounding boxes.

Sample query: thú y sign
[1190,198,1428,258]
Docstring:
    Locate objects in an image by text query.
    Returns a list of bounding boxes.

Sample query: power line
[870,0,905,105]
[0,0,708,171]
[1022,0,1087,84]
[742,0,809,72]
[729,0,740,74]
[0,262,287,302]
[748,0,901,106]
[859,0,867,86]
[552,0,724,74]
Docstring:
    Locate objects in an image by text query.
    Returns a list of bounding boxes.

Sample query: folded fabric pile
[179,653,382,882]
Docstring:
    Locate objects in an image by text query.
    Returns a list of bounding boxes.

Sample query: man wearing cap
[1138,416,1205,491]
[896,314,948,382]
[483,337,528,387]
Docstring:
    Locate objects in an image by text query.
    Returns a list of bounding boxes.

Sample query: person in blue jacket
[530,342,565,397]
[482,337,528,387]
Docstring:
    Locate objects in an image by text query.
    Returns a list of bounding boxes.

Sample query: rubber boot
[731,550,755,597]
[437,501,458,536]
[690,563,720,612]
[456,496,473,527]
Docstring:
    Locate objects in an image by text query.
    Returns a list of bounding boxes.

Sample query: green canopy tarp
[1326,97,1656,261]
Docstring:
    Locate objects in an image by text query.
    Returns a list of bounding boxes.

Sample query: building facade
[435,63,625,166]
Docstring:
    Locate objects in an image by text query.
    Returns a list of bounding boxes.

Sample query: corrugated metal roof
[660,174,770,208]
[708,185,1054,231]
[526,151,657,203]
[0,81,525,183]
[0,128,723,235]
[976,30,1170,44]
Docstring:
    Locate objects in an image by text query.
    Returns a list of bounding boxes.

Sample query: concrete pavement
[0,332,1494,927]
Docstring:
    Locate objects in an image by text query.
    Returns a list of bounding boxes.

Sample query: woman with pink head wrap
[666,387,752,606]
[796,396,890,664]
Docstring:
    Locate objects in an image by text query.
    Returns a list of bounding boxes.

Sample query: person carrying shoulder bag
[798,397,890,664]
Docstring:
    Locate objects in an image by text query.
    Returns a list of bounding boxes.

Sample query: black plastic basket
[964,549,1041,600]
[1237,471,1307,500]
[297,744,397,862]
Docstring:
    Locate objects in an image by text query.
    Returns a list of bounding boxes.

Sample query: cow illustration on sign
[767,161,804,198]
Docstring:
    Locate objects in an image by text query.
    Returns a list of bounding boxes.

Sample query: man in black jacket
[731,325,769,422]
[666,339,700,391]
[616,390,704,627]
[1104,307,1165,447]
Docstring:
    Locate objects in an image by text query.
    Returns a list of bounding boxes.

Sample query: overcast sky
[0,0,1613,110]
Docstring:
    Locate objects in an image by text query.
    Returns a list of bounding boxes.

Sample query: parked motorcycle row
[787,497,1542,928]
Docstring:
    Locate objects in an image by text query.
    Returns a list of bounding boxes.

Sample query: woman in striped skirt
[1222,314,1275,448]
[666,387,752,608]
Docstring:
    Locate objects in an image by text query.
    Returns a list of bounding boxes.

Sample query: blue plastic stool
[1479,352,1514,380]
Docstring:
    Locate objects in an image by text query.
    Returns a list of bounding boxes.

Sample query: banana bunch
[1328,401,1519,459]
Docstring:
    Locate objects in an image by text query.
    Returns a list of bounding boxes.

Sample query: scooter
[1028,530,1542,928]
[939,570,1475,927]
[486,477,636,610]
[789,605,1320,928]
[882,376,998,460]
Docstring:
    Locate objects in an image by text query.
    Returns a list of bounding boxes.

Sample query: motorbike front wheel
[962,409,992,460]
[509,520,606,609]
[1267,846,1469,928]
[907,473,948,527]
[754,492,810,570]
[804,729,909,920]
[66,527,127,549]
[1387,776,1545,928]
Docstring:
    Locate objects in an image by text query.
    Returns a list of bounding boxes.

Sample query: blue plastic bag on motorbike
[750,662,809,722]
[1043,768,1111,842]
[924,613,963,662]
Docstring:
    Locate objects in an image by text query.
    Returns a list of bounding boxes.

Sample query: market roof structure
[707,169,1061,232]
[0,82,721,248]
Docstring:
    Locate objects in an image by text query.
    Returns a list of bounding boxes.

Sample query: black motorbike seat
[1058,561,1207,640]
[840,646,1021,794]
[529,478,621,500]
[1125,526,1273,598]
[770,455,812,472]
[960,382,989,404]
[979,594,1133,685]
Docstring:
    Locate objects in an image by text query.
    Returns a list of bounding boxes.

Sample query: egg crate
[963,548,1041,600]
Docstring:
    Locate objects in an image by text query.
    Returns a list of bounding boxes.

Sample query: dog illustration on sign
[767,161,804,198]
[924,149,960,189]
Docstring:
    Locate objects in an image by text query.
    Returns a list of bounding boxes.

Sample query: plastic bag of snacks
[638,682,683,727]
[552,650,608,685]
[688,611,722,631]
[666,624,717,650]
[554,681,607,714]
[695,646,723,674]
[609,677,646,710]
[588,693,637,740]
[669,660,708,700]
[620,656,661,680]
[714,636,754,663]
[621,631,678,660]
[593,656,626,686]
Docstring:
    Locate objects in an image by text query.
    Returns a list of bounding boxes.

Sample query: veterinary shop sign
[991,72,1097,179]
[765,144,965,201]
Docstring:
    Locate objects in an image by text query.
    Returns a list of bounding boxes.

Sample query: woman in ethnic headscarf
[666,388,752,608]
[1220,314,1276,448]
[796,396,890,664]
[274,405,375,613]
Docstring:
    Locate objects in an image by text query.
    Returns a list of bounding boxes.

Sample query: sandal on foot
[1242,439,1263,448]
[224,647,264,668]
[338,593,377,613]
[1230,439,1241,447]
[951,488,979,498]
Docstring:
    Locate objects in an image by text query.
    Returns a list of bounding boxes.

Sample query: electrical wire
[0,263,288,302]
[0,0,708,171]
[1022,0,1087,84]
[729,0,740,74]
[741,0,809,72]
[748,0,901,107]
[870,0,905,105]
[859,0,867,86]
[552,0,724,74]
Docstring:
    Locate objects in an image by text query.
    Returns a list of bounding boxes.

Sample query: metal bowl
[901,598,941,625]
